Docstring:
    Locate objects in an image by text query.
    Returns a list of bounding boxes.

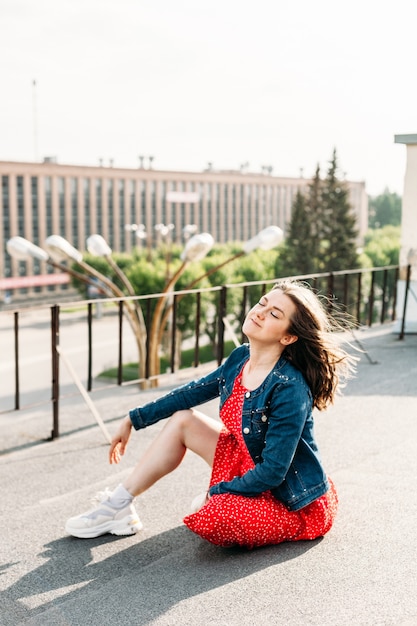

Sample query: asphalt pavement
[1,324,416,626]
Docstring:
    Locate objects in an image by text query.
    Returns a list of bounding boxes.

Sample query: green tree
[320,149,358,272]
[281,150,358,277]
[280,190,312,275]
[308,165,323,271]
[368,188,402,228]
[361,225,400,267]
[358,225,401,323]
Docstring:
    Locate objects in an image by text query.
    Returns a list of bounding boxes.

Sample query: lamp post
[6,236,104,293]
[45,235,149,381]
[154,223,175,279]
[177,225,284,292]
[147,227,283,384]
[125,223,148,255]
[7,235,148,382]
[85,234,147,373]
[155,226,285,366]
[147,232,214,384]
[7,225,284,388]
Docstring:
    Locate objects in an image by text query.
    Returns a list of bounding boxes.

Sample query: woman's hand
[109,416,133,464]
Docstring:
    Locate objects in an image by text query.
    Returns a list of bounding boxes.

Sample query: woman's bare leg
[123,409,222,497]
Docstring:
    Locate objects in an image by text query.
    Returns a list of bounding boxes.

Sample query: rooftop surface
[1,324,416,626]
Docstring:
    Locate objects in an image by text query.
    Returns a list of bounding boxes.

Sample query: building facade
[0,159,368,300]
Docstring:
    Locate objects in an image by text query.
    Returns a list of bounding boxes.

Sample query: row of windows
[1,173,301,291]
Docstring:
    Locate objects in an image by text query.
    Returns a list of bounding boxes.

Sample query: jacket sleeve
[208,377,311,497]
[129,363,225,430]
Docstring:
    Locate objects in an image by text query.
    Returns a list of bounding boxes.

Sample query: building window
[58,177,65,235]
[45,176,52,236]
[198,182,204,230]
[96,178,102,234]
[150,180,156,212]
[2,176,11,280]
[161,181,167,225]
[84,178,91,238]
[240,184,245,235]
[70,178,78,247]
[31,177,39,245]
[214,184,220,240]
[119,179,125,249]
[140,180,146,223]
[129,180,135,224]
[17,176,24,236]
[16,175,27,290]
[108,179,114,248]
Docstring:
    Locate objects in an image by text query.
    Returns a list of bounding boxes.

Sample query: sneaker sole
[65,516,143,539]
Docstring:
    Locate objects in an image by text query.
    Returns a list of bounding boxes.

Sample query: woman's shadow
[3,527,322,624]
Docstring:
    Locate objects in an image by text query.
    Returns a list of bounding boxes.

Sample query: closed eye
[258,300,281,319]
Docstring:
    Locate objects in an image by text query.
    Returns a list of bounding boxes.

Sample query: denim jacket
[129,344,329,511]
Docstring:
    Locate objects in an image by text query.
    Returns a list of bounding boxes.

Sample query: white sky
[1,0,416,196]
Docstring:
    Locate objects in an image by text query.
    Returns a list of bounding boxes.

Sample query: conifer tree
[320,149,358,272]
[307,165,323,273]
[282,189,312,275]
[280,149,359,277]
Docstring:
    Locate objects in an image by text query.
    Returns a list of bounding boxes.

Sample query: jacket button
[261,415,267,422]
[245,391,251,398]
[243,427,250,434]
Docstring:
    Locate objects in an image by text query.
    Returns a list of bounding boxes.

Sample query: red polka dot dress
[183,373,338,548]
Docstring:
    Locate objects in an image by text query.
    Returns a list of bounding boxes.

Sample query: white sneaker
[65,489,143,539]
[189,491,209,514]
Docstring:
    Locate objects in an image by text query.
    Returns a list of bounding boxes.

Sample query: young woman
[66,279,355,548]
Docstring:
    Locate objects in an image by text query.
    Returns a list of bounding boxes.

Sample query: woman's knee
[168,409,220,464]
[168,409,197,432]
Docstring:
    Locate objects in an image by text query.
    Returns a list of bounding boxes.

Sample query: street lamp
[147,232,214,384]
[45,234,148,381]
[45,235,126,301]
[6,236,49,262]
[7,225,284,388]
[125,223,147,240]
[184,225,284,291]
[7,236,102,292]
[154,223,175,277]
[242,225,284,253]
[86,234,138,299]
[183,224,198,240]
[86,233,147,371]
[155,226,285,367]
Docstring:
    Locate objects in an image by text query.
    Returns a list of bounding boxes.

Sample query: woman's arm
[128,364,224,430]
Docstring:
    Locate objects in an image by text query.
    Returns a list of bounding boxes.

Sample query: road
[0,306,139,411]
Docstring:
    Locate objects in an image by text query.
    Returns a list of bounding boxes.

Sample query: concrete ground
[1,324,416,626]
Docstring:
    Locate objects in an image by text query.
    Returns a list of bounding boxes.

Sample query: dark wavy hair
[273,279,356,410]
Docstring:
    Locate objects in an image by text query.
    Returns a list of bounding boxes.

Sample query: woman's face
[242,289,298,346]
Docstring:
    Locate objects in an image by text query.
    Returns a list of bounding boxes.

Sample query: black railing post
[356,272,362,325]
[217,286,227,365]
[368,271,376,327]
[194,291,201,368]
[50,305,60,440]
[170,295,178,373]
[14,311,20,410]
[240,285,248,344]
[145,298,151,380]
[399,265,411,340]
[380,269,388,324]
[392,267,399,321]
[117,301,123,385]
[87,302,93,391]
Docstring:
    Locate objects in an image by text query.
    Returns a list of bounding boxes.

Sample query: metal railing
[1,264,411,439]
